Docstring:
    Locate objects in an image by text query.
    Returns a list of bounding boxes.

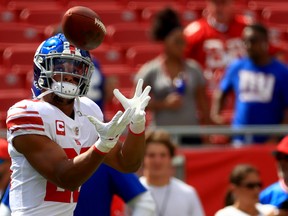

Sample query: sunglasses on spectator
[274,152,288,161]
[240,182,263,189]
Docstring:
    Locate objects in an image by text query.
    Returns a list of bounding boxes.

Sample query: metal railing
[148,124,288,144]
[2,124,288,143]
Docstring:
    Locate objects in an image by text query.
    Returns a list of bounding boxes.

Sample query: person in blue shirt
[211,23,288,146]
[259,136,288,215]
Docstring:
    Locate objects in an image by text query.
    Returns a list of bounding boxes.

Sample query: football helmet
[33,33,94,99]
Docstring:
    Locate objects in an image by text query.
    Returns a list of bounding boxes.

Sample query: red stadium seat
[6,0,65,12]
[19,9,65,27]
[97,9,139,26]
[67,1,125,11]
[248,1,288,15]
[101,65,136,89]
[0,89,31,112]
[140,4,202,26]
[0,24,44,46]
[262,7,288,27]
[105,23,151,49]
[0,9,18,23]
[0,71,28,90]
[90,44,126,67]
[127,1,182,11]
[126,44,162,69]
[0,111,7,129]
[2,43,39,68]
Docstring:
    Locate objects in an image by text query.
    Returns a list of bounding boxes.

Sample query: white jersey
[214,204,277,216]
[6,97,103,216]
[140,176,205,216]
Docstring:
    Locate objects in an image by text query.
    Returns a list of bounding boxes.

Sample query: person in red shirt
[184,0,250,93]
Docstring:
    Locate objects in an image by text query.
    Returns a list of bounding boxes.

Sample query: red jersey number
[44,147,90,203]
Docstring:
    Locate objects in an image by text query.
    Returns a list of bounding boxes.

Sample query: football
[62,6,106,50]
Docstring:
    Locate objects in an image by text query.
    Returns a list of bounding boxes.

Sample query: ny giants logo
[56,120,65,136]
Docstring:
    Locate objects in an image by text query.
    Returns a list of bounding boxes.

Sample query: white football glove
[87,108,135,154]
[113,79,151,134]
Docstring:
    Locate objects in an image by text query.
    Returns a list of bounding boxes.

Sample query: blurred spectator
[184,0,249,93]
[135,7,210,145]
[259,136,288,215]
[0,138,11,216]
[210,23,288,146]
[215,164,277,216]
[140,129,205,216]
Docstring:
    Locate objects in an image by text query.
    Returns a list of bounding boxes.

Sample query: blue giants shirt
[220,57,288,143]
[73,164,147,216]
[259,180,288,209]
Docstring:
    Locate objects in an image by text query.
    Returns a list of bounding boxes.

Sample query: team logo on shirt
[56,120,65,136]
[74,127,79,136]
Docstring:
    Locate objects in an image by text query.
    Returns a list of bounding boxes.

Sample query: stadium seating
[0,8,17,23]
[19,8,65,27]
[2,43,39,68]
[97,9,139,26]
[105,23,152,49]
[125,44,162,69]
[101,65,136,89]
[0,89,31,112]
[90,44,126,67]
[261,7,288,28]
[0,24,44,46]
[5,0,65,12]
[140,4,202,26]
[0,71,29,90]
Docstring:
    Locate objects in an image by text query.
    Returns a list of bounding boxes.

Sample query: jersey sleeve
[6,100,46,143]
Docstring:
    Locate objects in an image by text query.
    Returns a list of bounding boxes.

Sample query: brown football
[62,6,106,50]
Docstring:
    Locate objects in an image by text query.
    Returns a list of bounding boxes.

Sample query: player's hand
[113,79,151,134]
[87,108,135,154]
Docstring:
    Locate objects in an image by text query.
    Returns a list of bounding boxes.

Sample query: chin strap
[31,88,53,100]
[75,96,85,117]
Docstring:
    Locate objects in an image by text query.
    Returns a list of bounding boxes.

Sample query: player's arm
[12,134,105,191]
[95,79,151,172]
[10,107,135,191]
[103,132,146,173]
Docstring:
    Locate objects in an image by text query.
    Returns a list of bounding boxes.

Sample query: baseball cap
[0,138,9,161]
[273,136,288,155]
